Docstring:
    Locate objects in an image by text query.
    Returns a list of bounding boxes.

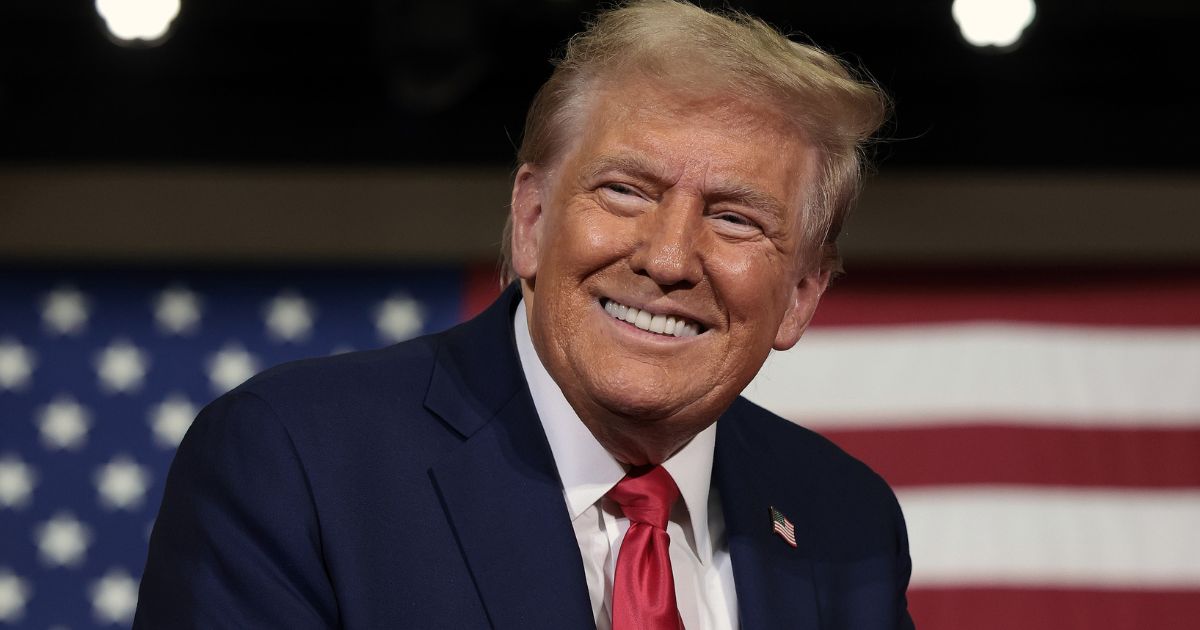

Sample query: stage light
[95,0,181,46]
[952,0,1036,51]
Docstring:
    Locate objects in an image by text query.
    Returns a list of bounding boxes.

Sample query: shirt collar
[514,300,716,563]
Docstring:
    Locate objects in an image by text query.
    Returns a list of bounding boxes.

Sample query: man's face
[511,78,829,456]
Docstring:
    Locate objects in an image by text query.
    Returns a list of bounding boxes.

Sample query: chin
[585,372,699,423]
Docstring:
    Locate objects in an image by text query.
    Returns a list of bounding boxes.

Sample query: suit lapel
[715,402,822,630]
[425,285,595,630]
[425,286,823,629]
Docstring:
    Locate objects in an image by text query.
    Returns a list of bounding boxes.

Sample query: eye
[714,213,755,226]
[603,182,639,196]
[597,182,652,215]
[710,211,762,232]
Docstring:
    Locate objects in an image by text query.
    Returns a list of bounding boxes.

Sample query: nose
[628,192,704,287]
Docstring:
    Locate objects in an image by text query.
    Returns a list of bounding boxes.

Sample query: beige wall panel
[1,167,1197,264]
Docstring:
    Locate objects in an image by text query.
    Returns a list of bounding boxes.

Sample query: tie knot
[606,466,680,530]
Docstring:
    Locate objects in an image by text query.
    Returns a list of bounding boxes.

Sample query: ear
[510,164,546,281]
[772,265,831,351]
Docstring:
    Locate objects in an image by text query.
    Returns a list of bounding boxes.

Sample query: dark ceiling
[1,0,1197,169]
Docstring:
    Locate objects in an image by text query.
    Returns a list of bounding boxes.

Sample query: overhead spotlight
[952,0,1036,52]
[95,0,181,47]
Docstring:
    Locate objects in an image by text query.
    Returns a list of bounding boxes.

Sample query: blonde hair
[500,0,888,280]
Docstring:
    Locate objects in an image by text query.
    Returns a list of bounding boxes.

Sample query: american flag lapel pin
[769,506,798,548]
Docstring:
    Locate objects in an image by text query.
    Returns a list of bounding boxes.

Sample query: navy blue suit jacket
[135,286,914,629]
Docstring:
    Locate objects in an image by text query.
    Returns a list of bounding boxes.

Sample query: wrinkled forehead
[557,76,817,199]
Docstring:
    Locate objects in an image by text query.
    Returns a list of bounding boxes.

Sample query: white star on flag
[94,455,151,511]
[0,339,36,391]
[95,340,149,393]
[148,393,198,448]
[41,286,90,336]
[34,512,92,568]
[36,395,93,451]
[207,343,260,394]
[375,294,425,343]
[0,569,32,624]
[264,291,315,342]
[153,285,203,335]
[89,568,139,625]
[0,456,37,510]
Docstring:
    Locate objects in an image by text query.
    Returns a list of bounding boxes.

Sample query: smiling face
[510,78,830,464]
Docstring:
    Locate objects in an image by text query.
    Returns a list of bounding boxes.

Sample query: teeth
[602,299,700,338]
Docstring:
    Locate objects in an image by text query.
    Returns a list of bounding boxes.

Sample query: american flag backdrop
[2,264,1198,628]
[746,268,1200,630]
[0,265,483,628]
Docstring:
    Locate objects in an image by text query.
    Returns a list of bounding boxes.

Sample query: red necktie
[607,466,685,630]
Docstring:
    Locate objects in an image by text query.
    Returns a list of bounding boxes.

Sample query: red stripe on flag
[813,269,1200,327]
[461,262,503,321]
[820,425,1200,488]
[909,587,1200,630]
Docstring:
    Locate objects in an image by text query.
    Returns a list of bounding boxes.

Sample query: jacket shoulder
[237,335,438,411]
[729,396,894,490]
[192,332,459,477]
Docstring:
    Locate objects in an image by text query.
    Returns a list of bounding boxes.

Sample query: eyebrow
[580,153,673,185]
[707,183,789,221]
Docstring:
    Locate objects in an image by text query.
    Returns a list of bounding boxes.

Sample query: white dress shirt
[514,302,738,630]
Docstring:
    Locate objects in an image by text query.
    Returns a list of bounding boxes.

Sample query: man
[135,1,913,628]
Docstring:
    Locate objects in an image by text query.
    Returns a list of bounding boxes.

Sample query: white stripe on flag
[743,323,1200,428]
[898,486,1200,588]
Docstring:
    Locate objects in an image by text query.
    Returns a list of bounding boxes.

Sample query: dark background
[2,0,1197,169]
